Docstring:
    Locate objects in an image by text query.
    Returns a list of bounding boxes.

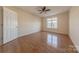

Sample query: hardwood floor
[0,32,77,53]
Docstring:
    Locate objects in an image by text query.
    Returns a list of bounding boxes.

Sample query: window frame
[46,17,58,29]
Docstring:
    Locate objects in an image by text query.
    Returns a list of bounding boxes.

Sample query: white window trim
[46,17,58,29]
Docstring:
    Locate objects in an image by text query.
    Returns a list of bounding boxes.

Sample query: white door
[3,7,18,44]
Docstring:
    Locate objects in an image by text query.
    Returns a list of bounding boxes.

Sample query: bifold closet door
[3,7,18,44]
[0,7,3,46]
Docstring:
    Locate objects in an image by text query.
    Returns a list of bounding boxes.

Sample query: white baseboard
[69,35,79,52]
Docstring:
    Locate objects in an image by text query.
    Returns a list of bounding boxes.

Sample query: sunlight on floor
[47,34,58,48]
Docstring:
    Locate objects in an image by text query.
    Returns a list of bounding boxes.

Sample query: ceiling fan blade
[42,6,46,11]
[40,11,43,14]
[46,9,50,11]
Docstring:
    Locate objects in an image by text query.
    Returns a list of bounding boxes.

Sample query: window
[47,17,58,29]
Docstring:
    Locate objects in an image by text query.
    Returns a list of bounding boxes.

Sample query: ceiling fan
[38,6,51,14]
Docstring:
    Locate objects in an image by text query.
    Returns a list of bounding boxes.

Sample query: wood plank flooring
[0,32,77,53]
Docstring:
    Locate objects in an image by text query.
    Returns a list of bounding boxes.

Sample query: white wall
[69,7,79,52]
[42,11,69,35]
[18,9,41,36]
[5,7,41,37]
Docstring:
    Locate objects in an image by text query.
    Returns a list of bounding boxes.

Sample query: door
[3,7,18,44]
[0,7,3,46]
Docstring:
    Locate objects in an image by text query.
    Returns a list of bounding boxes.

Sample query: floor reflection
[47,34,58,48]
[0,32,77,53]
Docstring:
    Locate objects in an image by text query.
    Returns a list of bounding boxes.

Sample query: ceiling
[17,6,71,17]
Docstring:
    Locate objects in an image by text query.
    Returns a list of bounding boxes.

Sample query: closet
[3,7,18,44]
